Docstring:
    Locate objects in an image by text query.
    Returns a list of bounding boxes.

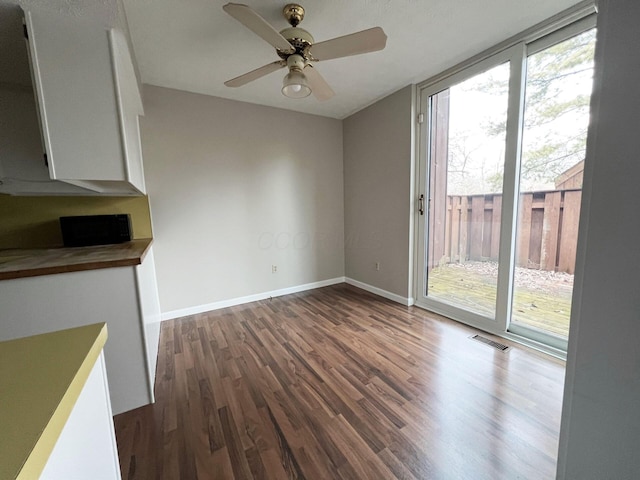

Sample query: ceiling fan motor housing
[277,27,314,59]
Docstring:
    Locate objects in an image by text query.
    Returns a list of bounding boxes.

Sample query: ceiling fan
[223,3,387,101]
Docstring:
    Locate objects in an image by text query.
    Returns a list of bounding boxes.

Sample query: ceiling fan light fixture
[282,69,311,98]
[222,3,387,101]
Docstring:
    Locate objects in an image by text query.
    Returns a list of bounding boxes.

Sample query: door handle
[419,194,425,215]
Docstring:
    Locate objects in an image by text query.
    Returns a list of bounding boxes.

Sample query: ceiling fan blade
[225,61,286,87]
[304,64,334,101]
[309,27,387,61]
[223,3,294,54]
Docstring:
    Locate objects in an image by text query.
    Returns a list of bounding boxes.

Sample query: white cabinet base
[0,266,154,414]
[40,352,122,480]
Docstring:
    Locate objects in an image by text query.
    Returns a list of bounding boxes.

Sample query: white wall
[343,86,414,302]
[140,86,344,316]
[557,0,640,477]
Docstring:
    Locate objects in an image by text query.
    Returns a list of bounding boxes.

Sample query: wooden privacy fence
[430,188,582,274]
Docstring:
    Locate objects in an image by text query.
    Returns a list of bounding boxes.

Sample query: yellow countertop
[0,323,108,480]
[0,238,152,281]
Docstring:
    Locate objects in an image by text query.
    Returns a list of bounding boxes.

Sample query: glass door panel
[426,62,510,318]
[510,28,596,341]
[417,15,596,352]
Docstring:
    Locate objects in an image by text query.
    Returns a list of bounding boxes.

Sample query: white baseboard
[345,277,414,306]
[161,277,346,321]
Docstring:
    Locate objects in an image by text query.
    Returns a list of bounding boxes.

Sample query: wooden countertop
[0,323,108,480]
[0,238,152,280]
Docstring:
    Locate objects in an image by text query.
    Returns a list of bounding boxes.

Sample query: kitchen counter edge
[0,238,153,280]
[0,323,108,480]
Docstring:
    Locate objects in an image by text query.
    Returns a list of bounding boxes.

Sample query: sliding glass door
[425,63,509,320]
[416,16,596,350]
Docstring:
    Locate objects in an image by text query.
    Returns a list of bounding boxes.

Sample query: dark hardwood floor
[114,284,565,479]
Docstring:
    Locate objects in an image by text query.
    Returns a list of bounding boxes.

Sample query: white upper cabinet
[0,85,96,195]
[0,9,145,196]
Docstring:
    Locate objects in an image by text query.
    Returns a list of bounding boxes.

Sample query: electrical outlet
[375,262,380,271]
[272,265,278,273]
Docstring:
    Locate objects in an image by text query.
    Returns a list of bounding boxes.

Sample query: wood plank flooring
[114,284,565,479]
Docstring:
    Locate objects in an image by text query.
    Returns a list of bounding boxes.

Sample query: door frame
[414,45,524,336]
[412,6,597,355]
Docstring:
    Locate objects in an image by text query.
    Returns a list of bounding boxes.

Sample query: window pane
[426,62,510,318]
[511,29,596,338]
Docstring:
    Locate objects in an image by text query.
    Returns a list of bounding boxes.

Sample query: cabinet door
[0,86,49,182]
[24,10,126,183]
[0,86,95,195]
[0,5,96,196]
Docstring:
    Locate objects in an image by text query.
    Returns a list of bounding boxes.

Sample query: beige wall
[343,86,414,301]
[0,195,152,248]
[140,86,344,315]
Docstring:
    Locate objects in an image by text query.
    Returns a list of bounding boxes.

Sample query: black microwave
[60,214,132,247]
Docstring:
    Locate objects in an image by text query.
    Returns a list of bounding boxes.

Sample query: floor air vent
[470,334,509,352]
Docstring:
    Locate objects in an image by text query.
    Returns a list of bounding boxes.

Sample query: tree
[521,30,595,190]
[472,28,597,191]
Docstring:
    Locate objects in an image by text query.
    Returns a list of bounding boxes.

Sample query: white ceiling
[123,0,582,119]
[1,0,584,119]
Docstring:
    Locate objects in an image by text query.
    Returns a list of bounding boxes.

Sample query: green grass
[427,263,571,338]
